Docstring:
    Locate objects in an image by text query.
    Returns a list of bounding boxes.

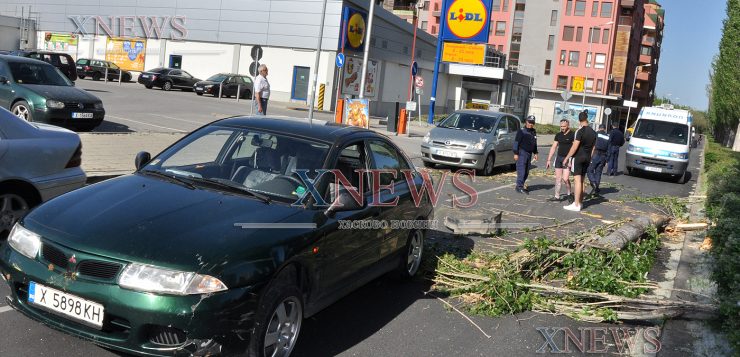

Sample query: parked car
[75,58,132,82]
[0,117,432,356]
[193,73,254,98]
[138,67,200,91]
[0,108,86,239]
[0,55,105,131]
[421,110,521,175]
[10,51,77,81]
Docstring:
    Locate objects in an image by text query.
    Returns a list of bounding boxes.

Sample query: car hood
[429,127,490,145]
[21,84,101,103]
[22,174,312,272]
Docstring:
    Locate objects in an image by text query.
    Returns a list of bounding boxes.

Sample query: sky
[655,0,727,110]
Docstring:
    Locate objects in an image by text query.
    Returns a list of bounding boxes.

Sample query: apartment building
[424,0,662,127]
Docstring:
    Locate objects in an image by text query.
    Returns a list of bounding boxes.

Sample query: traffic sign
[415,76,424,88]
[336,53,345,68]
[561,90,572,101]
[415,87,423,95]
[406,101,417,111]
[411,61,418,76]
[624,100,638,108]
[249,61,261,76]
[571,76,585,92]
[604,108,612,116]
[250,45,263,61]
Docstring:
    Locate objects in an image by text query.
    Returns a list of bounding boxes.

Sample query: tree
[709,0,740,145]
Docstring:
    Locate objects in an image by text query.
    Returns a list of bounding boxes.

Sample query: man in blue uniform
[587,124,610,196]
[513,115,539,194]
[606,122,625,176]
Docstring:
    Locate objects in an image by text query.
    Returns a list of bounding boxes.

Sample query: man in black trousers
[606,121,625,176]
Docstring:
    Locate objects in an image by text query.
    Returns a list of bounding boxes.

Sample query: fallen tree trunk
[590,215,670,251]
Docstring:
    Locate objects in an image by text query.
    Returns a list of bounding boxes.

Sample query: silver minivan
[420,110,521,175]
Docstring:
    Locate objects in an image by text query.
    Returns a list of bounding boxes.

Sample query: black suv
[138,67,201,91]
[75,58,132,82]
[193,73,254,98]
[10,51,77,81]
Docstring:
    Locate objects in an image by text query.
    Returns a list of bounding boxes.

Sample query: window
[569,51,580,67]
[596,79,604,93]
[566,0,573,15]
[574,0,586,16]
[162,129,232,167]
[594,53,606,69]
[585,79,594,92]
[641,45,653,56]
[560,50,567,65]
[503,0,509,11]
[432,26,437,34]
[557,76,568,89]
[589,28,601,43]
[421,21,428,29]
[563,26,574,41]
[576,26,583,42]
[494,117,508,133]
[592,1,599,17]
[368,141,408,186]
[547,35,555,50]
[433,2,439,11]
[507,117,521,133]
[609,81,623,95]
[423,1,429,10]
[602,28,610,44]
[492,0,501,11]
[600,2,613,17]
[545,60,552,75]
[496,21,507,36]
[585,52,592,68]
[550,10,558,26]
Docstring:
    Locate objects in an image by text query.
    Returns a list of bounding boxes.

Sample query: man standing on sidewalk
[513,115,539,194]
[587,125,610,196]
[563,112,596,211]
[253,64,270,115]
[606,122,625,175]
[546,119,574,201]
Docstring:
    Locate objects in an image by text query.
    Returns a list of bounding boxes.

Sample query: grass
[535,123,562,135]
[704,139,740,351]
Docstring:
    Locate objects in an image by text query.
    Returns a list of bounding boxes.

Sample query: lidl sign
[341,7,367,51]
[441,0,493,43]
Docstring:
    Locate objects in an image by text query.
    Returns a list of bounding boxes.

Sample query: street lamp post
[625,63,651,135]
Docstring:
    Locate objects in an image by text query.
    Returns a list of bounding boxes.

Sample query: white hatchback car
[0,108,86,238]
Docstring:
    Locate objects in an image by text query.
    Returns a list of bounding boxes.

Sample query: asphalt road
[0,79,704,356]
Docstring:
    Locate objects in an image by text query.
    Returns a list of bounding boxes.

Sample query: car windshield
[633,119,688,145]
[8,61,71,86]
[108,62,119,69]
[141,125,330,202]
[438,113,496,133]
[207,74,228,82]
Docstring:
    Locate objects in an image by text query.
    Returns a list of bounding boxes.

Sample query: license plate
[28,282,104,329]
[644,166,662,173]
[195,87,203,90]
[141,74,149,78]
[72,112,94,119]
[436,149,458,158]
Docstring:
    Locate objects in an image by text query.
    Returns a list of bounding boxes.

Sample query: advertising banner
[43,33,77,51]
[341,57,379,99]
[554,102,598,126]
[341,7,368,51]
[344,99,370,128]
[105,37,147,72]
[440,0,494,43]
[442,42,486,65]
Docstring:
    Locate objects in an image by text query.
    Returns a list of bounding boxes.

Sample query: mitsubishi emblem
[77,103,84,109]
[68,254,77,264]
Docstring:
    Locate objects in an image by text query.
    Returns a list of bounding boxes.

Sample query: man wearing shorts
[562,112,597,212]
[546,119,574,201]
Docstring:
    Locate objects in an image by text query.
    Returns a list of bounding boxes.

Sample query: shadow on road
[92,121,135,133]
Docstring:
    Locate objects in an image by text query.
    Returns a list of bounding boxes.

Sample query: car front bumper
[33,107,105,128]
[420,144,486,169]
[0,243,263,356]
[625,152,689,175]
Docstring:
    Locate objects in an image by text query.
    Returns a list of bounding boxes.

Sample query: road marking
[148,113,208,125]
[0,306,13,314]
[445,183,515,202]
[107,115,187,133]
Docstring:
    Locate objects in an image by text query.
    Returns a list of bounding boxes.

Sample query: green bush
[535,124,562,135]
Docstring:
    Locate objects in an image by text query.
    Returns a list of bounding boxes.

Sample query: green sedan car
[0,117,433,356]
[0,55,105,131]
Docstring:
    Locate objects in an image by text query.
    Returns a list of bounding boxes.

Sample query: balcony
[639,54,652,64]
[637,71,650,81]
[621,0,635,7]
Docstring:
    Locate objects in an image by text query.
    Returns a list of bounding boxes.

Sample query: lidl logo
[446,0,488,39]
[347,12,366,49]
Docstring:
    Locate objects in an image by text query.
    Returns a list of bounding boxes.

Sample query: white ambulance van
[625,104,692,182]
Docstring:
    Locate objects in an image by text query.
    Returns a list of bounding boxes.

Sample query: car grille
[64,102,90,109]
[149,326,187,346]
[77,260,122,280]
[42,244,68,269]
[432,154,461,163]
[432,141,467,149]
[638,157,670,167]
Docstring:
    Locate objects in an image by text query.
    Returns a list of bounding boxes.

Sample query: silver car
[421,110,521,175]
[0,108,86,237]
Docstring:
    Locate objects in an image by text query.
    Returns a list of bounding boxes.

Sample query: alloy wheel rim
[406,230,423,275]
[264,296,302,357]
[12,105,29,121]
[485,155,494,175]
[164,82,172,90]
[0,194,29,233]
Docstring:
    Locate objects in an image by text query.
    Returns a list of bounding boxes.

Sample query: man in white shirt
[253,64,270,115]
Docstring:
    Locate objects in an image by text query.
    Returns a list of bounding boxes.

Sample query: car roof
[214,117,378,143]
[0,54,53,65]
[453,109,512,118]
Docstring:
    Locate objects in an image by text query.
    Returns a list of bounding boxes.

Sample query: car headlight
[472,138,487,150]
[628,144,643,153]
[94,102,104,110]
[8,224,41,260]
[669,152,688,159]
[204,84,214,89]
[45,99,65,109]
[118,263,228,295]
[423,133,430,144]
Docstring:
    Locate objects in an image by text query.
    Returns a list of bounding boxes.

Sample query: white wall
[164,40,235,81]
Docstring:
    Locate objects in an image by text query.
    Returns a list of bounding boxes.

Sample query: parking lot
[1,78,706,356]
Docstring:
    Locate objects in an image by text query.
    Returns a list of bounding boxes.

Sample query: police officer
[514,115,538,194]
[587,124,610,195]
[606,122,625,176]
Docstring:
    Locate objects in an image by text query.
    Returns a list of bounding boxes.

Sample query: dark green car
[0,55,105,131]
[0,117,433,356]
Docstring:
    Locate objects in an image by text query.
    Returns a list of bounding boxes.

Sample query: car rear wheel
[247,269,303,357]
[11,101,33,122]
[123,74,132,82]
[0,192,31,239]
[398,229,424,279]
[92,72,101,81]
[196,92,203,96]
[145,84,153,89]
[477,153,495,176]
[162,81,173,91]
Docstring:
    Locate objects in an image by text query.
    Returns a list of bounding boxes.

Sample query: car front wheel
[78,74,86,79]
[247,270,303,357]
[477,153,495,176]
[11,101,33,122]
[399,229,424,279]
[92,72,101,81]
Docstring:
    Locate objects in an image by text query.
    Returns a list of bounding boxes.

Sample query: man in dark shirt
[513,115,539,194]
[563,112,596,212]
[606,122,625,176]
[546,119,574,201]
[587,125,610,195]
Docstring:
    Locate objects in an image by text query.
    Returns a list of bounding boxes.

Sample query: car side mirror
[135,151,151,170]
[0,76,8,84]
[325,190,364,217]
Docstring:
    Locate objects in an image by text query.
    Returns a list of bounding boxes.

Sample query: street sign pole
[308,0,329,124]
[358,0,377,129]
[428,3,447,125]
